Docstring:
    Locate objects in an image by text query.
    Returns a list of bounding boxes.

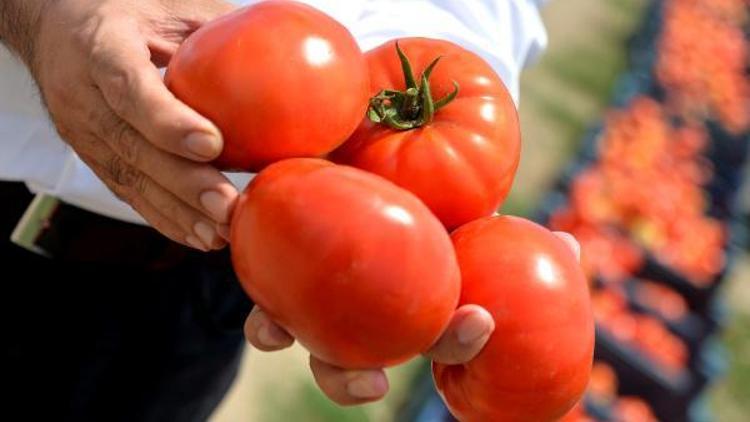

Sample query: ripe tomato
[166,1,369,171]
[230,158,460,368]
[433,216,594,422]
[331,38,521,229]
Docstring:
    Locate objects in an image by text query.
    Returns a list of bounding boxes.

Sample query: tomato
[433,216,594,422]
[331,38,521,229]
[230,158,460,368]
[588,362,618,401]
[613,397,658,422]
[166,1,369,171]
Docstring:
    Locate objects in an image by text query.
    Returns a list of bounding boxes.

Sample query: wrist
[0,0,48,70]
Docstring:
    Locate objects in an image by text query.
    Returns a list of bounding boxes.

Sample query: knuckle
[93,108,121,137]
[132,171,149,196]
[112,122,140,165]
[87,34,140,117]
[106,155,127,184]
[105,179,132,203]
[100,69,133,115]
[71,13,103,55]
[106,155,144,190]
[96,114,140,164]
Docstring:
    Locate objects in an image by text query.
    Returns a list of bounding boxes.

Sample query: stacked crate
[544,1,750,420]
[400,1,750,421]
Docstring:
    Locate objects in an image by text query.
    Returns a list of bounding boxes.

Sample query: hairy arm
[0,1,46,69]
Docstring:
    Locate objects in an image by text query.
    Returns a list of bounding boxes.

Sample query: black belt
[2,181,194,268]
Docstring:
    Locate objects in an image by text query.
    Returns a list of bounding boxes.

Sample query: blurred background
[211,0,750,420]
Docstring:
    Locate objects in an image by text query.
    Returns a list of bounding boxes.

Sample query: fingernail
[200,190,230,222]
[217,224,231,241]
[194,221,216,248]
[258,322,290,347]
[184,131,221,159]
[457,312,491,345]
[346,372,388,399]
[186,235,208,252]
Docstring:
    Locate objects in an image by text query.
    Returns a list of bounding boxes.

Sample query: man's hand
[244,231,581,406]
[1,0,237,251]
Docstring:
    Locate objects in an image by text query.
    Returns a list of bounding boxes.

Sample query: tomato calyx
[367,42,459,130]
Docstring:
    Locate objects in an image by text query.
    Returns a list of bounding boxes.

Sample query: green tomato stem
[367,41,460,131]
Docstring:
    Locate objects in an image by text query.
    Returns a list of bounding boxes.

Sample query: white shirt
[0,0,547,225]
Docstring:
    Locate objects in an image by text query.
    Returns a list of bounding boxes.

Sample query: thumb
[146,0,237,66]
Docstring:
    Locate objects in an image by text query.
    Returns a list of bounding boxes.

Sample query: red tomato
[331,38,521,229]
[588,362,618,401]
[166,1,369,171]
[433,216,594,422]
[230,158,460,368]
[613,397,658,422]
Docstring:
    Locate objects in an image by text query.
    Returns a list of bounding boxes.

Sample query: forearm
[0,0,46,68]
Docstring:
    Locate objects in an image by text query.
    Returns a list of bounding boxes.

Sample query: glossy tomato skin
[433,216,594,422]
[231,158,460,368]
[166,1,369,171]
[331,38,521,229]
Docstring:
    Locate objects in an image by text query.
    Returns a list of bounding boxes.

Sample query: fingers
[87,21,223,161]
[76,130,226,250]
[86,89,237,224]
[142,1,238,66]
[243,307,389,405]
[244,307,295,352]
[425,304,495,365]
[128,174,227,250]
[85,156,205,249]
[553,231,581,261]
[309,356,389,406]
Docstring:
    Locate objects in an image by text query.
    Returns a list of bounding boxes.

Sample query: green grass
[712,313,750,419]
[710,256,750,421]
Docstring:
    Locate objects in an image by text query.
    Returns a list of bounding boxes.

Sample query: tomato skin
[433,216,594,422]
[331,38,521,229]
[166,1,369,171]
[230,158,460,368]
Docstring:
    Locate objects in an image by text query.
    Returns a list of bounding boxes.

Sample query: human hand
[242,231,580,405]
[1,0,237,251]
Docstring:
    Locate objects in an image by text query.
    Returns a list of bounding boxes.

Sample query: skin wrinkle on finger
[86,157,197,248]
[87,150,214,252]
[77,129,223,250]
[80,86,236,225]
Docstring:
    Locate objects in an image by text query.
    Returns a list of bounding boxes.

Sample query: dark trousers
[1,182,252,421]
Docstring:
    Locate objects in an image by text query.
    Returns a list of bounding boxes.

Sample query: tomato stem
[367,41,460,130]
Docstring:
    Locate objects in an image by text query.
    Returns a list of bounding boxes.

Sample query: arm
[0,0,238,251]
